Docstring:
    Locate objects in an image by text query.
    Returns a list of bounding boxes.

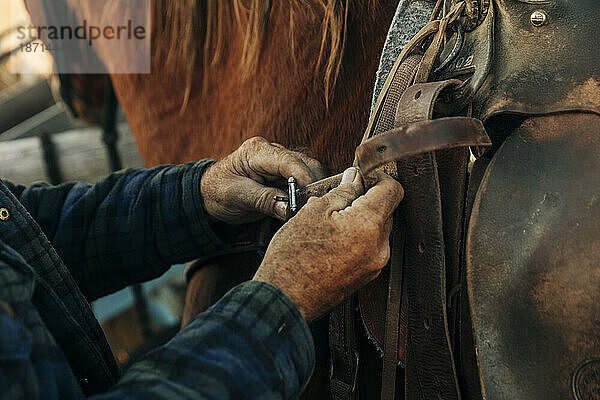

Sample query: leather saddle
[292,0,600,398]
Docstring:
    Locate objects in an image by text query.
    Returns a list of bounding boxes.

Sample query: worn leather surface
[398,150,461,400]
[458,155,493,400]
[434,0,494,113]
[438,0,600,123]
[380,228,405,400]
[329,299,359,400]
[465,113,600,400]
[394,80,462,125]
[436,147,469,352]
[478,0,600,121]
[355,117,489,177]
[295,118,490,207]
[364,80,486,400]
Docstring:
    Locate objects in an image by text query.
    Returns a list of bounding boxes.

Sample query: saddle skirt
[466,112,600,400]
[323,0,600,398]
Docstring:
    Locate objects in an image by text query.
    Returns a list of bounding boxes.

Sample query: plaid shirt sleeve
[2,160,231,300]
[91,281,316,400]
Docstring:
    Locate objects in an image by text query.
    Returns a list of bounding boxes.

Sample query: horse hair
[153,0,378,110]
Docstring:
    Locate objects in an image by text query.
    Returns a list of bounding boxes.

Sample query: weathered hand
[200,137,326,224]
[253,167,404,322]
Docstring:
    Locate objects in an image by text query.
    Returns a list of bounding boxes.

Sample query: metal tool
[273,176,299,216]
[287,177,298,213]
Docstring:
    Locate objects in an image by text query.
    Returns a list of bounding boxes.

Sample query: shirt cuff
[192,280,316,398]
[179,161,283,282]
[179,160,232,256]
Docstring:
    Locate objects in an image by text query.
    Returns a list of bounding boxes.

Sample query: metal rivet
[0,208,9,221]
[530,10,548,27]
[418,242,425,253]
[81,377,89,385]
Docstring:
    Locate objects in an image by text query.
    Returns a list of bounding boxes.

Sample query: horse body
[24,0,399,170]
[110,1,398,172]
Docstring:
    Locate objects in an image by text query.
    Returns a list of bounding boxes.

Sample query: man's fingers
[242,138,318,187]
[375,241,391,270]
[383,215,393,238]
[321,167,364,211]
[296,152,327,181]
[340,167,357,184]
[234,179,289,221]
[256,186,289,221]
[270,143,327,181]
[347,171,404,223]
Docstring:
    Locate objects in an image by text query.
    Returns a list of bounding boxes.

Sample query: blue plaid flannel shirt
[0,161,314,399]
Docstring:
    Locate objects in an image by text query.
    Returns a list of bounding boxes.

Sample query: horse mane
[154,0,377,109]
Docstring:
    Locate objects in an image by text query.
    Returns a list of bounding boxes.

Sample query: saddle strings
[359,0,466,144]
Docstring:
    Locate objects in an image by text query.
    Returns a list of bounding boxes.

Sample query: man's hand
[253,167,404,322]
[200,137,326,224]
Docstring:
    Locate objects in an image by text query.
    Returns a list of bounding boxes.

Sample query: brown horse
[24,0,402,397]
[24,0,398,169]
[118,1,398,169]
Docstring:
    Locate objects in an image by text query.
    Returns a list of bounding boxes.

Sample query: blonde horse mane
[154,0,377,109]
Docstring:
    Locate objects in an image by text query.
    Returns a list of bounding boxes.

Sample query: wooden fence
[0,123,145,185]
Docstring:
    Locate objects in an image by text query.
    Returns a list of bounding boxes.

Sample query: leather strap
[296,118,489,206]
[413,1,465,84]
[355,117,489,179]
[394,80,465,400]
[329,300,359,400]
[328,53,422,400]
[380,225,405,400]
[394,80,462,125]
[295,118,488,206]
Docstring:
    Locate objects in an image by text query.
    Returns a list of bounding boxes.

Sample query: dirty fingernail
[275,201,288,220]
[341,167,357,185]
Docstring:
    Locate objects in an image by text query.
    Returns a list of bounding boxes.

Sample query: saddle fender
[465,112,600,400]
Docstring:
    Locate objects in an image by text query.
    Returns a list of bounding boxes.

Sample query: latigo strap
[294,117,489,206]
